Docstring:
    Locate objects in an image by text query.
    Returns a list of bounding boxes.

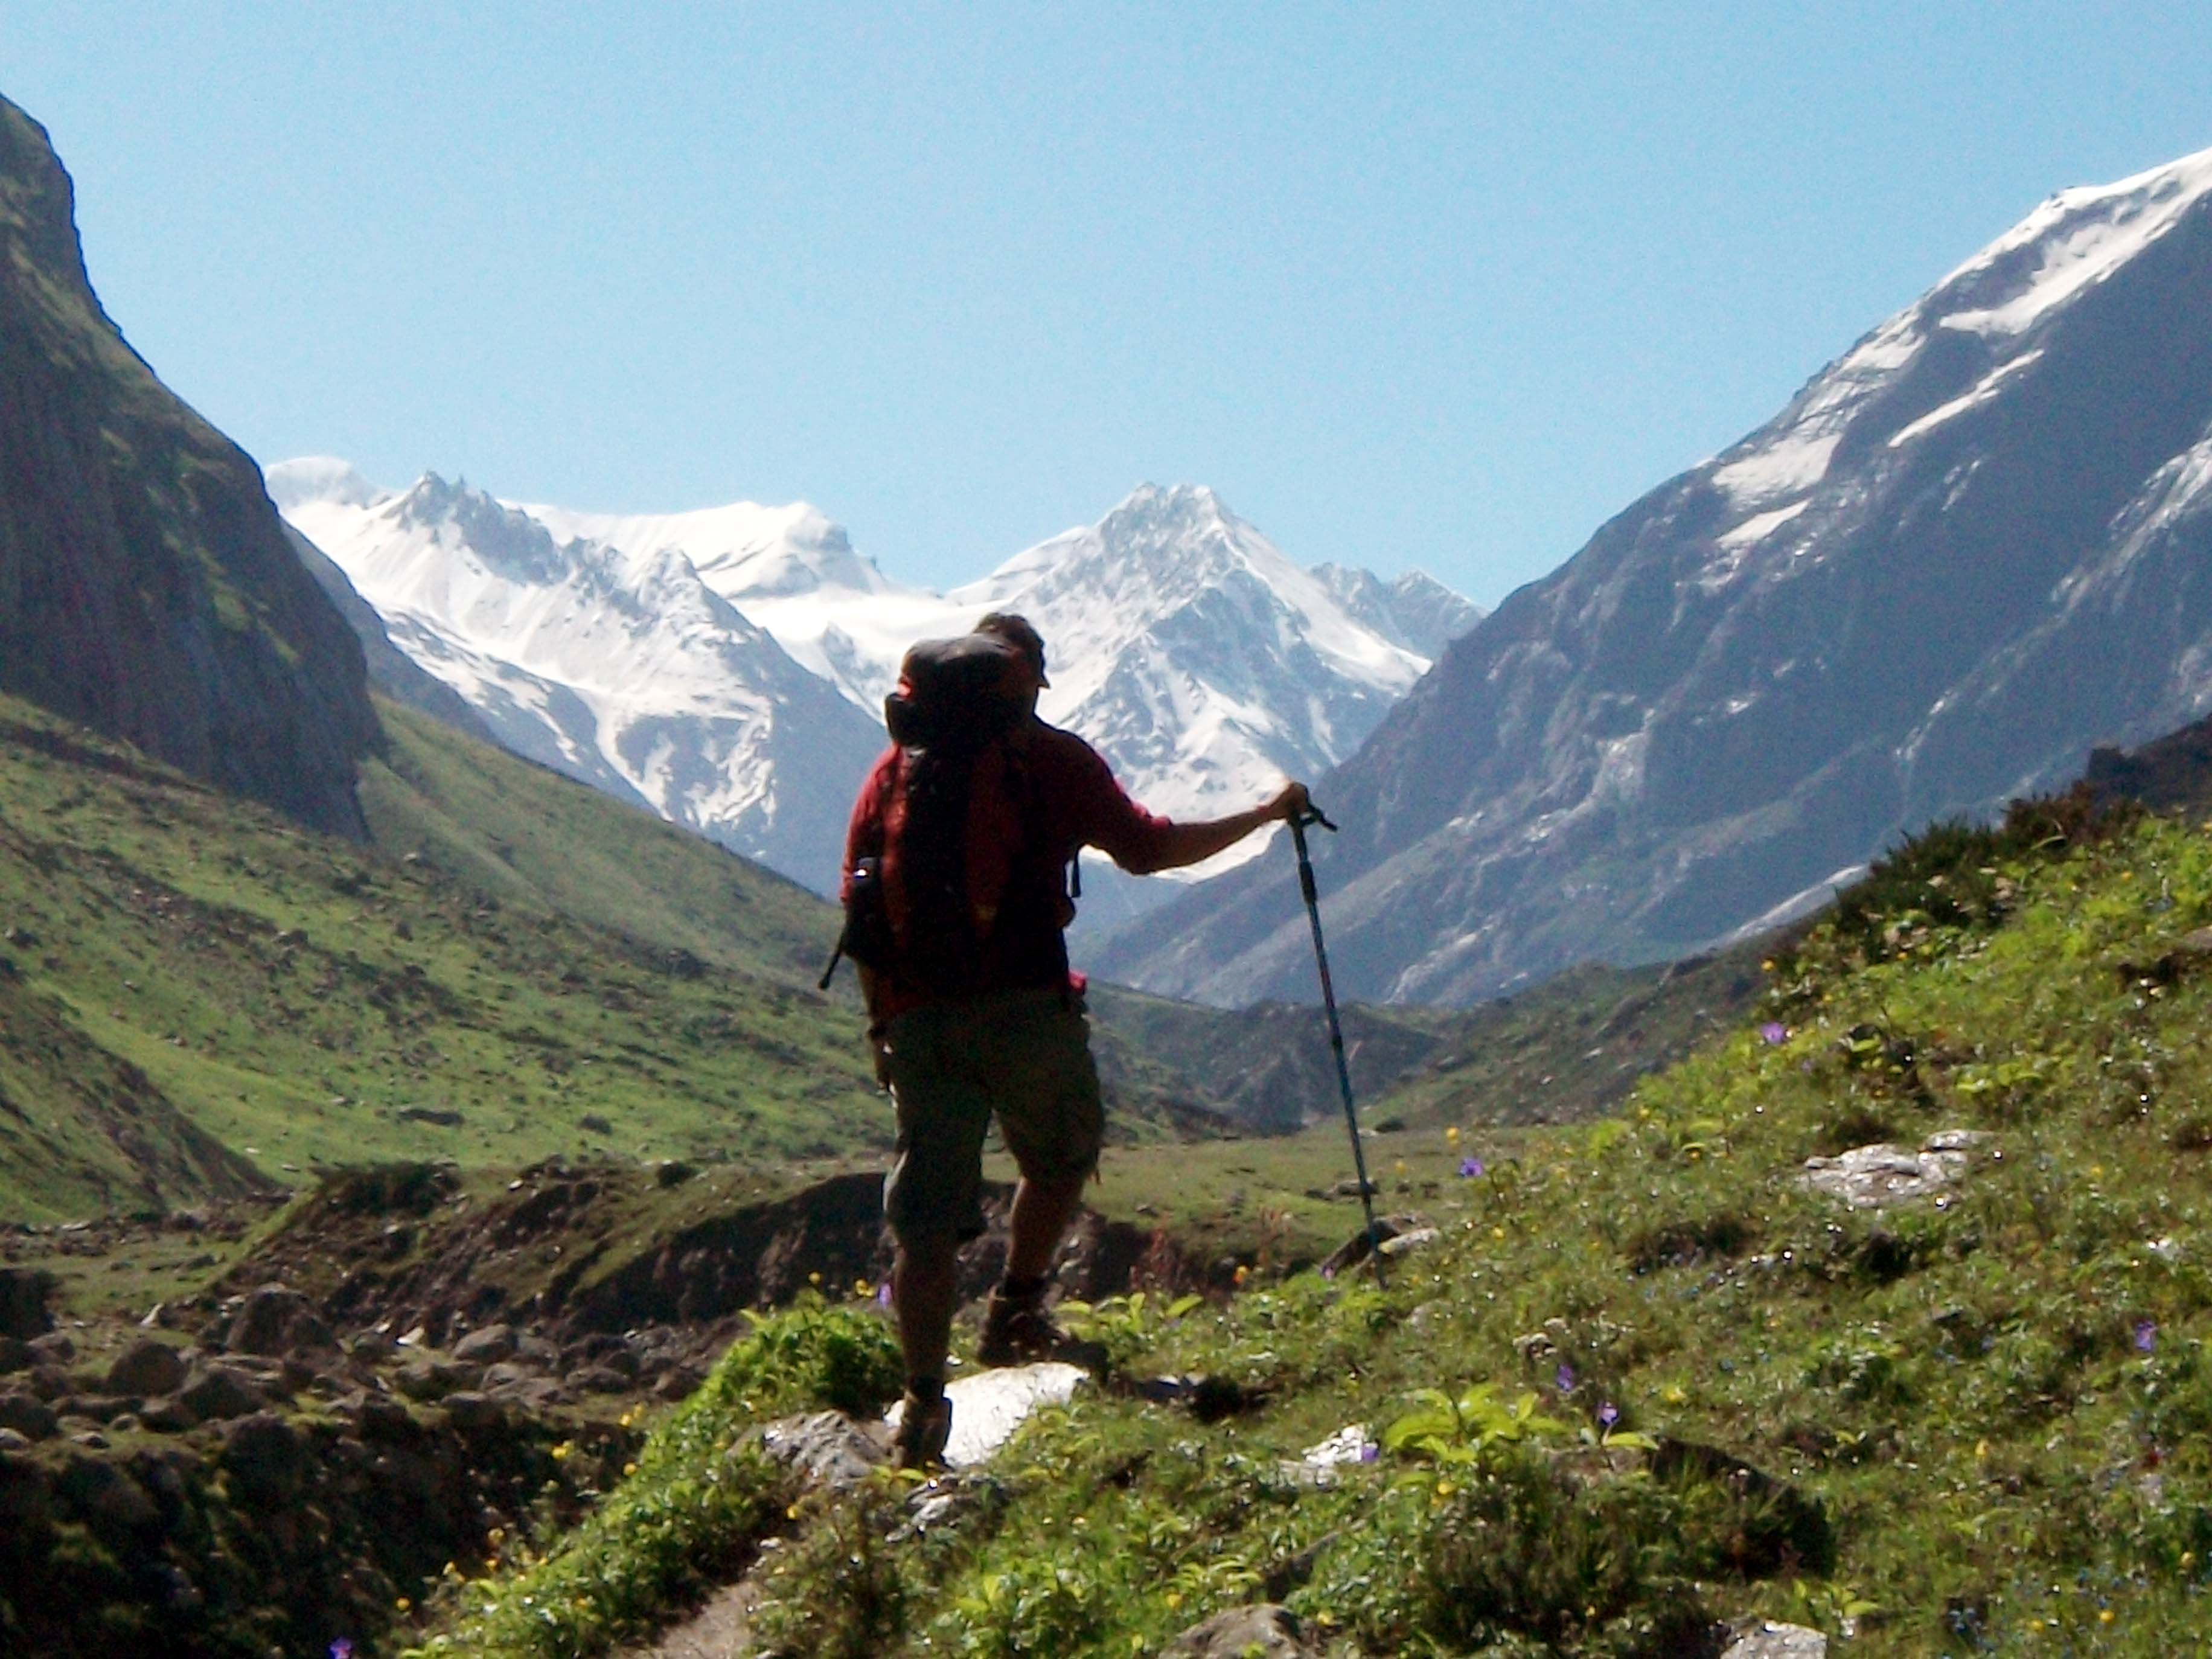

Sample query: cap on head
[975,612,1049,687]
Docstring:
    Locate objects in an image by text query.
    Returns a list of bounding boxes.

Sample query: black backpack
[825,635,1069,997]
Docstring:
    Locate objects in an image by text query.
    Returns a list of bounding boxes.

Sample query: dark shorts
[881,988,1105,1247]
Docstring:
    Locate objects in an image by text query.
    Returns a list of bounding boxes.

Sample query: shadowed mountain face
[0,95,375,838]
[1105,145,2212,1006]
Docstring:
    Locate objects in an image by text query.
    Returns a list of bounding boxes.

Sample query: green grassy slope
[0,693,886,1216]
[420,799,2212,1656]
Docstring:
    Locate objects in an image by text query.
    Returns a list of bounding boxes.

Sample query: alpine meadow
[8,31,2212,1659]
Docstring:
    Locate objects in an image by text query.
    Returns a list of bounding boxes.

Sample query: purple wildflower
[1555,1363,1577,1393]
[876,1280,893,1309]
[2136,1319,2158,1353]
[1760,1021,1788,1045]
[1597,1402,1619,1430]
[1459,1156,1485,1178]
[331,1643,355,1659]
[1358,1440,1380,1463]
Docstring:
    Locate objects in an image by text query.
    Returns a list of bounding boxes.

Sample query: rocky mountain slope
[1106,142,2212,1005]
[279,467,1474,891]
[0,95,376,839]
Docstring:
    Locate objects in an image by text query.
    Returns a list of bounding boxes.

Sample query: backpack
[825,635,1070,999]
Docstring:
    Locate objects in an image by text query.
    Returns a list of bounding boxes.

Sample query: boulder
[228,1285,337,1357]
[57,1453,159,1535]
[1722,1623,1826,1658]
[0,1392,58,1441]
[0,1336,33,1373]
[138,1396,199,1434]
[108,1339,187,1398]
[440,1392,505,1432]
[28,1330,74,1363]
[1160,1604,1322,1658]
[221,1411,312,1502]
[755,1411,886,1492]
[179,1364,265,1423]
[0,1269,56,1339]
[452,1323,517,1364]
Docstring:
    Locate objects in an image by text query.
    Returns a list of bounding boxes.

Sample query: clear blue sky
[8,3,2211,606]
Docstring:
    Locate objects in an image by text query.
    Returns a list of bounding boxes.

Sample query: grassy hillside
[410,795,2212,1655]
[0,692,887,1218]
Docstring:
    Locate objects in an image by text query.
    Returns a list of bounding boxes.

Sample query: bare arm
[1139,781,1311,873]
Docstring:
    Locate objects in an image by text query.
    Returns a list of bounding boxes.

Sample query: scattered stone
[221,1412,312,1502]
[0,1393,59,1441]
[394,1360,471,1402]
[0,1337,31,1374]
[440,1392,505,1431]
[27,1329,74,1363]
[1377,1225,1442,1259]
[179,1364,264,1422]
[572,1364,635,1395]
[578,1114,615,1136]
[228,1285,336,1357]
[656,1159,697,1188]
[398,1107,465,1127]
[58,1453,158,1533]
[1300,1424,1377,1468]
[754,1411,887,1492]
[452,1324,517,1364]
[0,1427,28,1452]
[883,1361,1088,1469]
[1316,1213,1421,1277]
[108,1339,187,1398]
[25,1364,69,1400]
[1160,1603,1322,1658]
[139,1396,199,1434]
[1722,1622,1827,1658]
[1800,1133,1987,1209]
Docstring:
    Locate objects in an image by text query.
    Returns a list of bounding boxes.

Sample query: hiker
[839,612,1308,1467]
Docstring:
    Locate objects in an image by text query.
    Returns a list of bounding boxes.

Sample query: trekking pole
[1288,802,1387,1279]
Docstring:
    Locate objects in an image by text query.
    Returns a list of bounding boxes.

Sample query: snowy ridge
[1705,142,2212,533]
[272,462,883,892]
[275,462,1471,893]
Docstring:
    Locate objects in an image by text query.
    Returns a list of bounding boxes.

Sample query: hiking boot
[892,1389,952,1470]
[977,1280,1106,1369]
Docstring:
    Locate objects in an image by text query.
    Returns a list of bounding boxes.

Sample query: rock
[57,1453,158,1534]
[0,1270,57,1339]
[0,1450,51,1524]
[107,1338,188,1397]
[0,1427,27,1451]
[26,1364,68,1400]
[572,1364,635,1395]
[68,1394,142,1425]
[1299,1424,1377,1469]
[755,1411,886,1492]
[228,1285,337,1357]
[1722,1622,1827,1658]
[28,1330,74,1363]
[347,1393,415,1441]
[1800,1141,1969,1209]
[1317,1214,1422,1277]
[179,1364,265,1422]
[394,1359,474,1402]
[513,1330,560,1365]
[883,1361,1089,1469]
[0,1393,58,1441]
[1159,1604,1322,1658]
[0,1337,31,1373]
[221,1412,312,1502]
[441,1392,505,1432]
[138,1396,199,1434]
[452,1324,517,1364]
[1376,1225,1442,1259]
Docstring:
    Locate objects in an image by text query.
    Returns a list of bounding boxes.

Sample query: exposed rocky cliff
[0,95,375,838]
[1105,144,2212,1005]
